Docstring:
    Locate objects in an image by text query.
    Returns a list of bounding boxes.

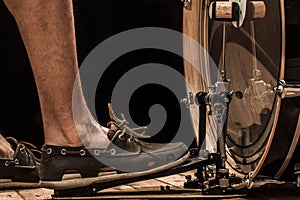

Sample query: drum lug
[274,79,286,97]
[274,79,300,98]
[181,0,191,9]
[282,87,300,98]
[294,163,300,187]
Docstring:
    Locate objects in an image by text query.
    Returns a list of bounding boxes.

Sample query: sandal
[0,137,40,188]
[40,108,189,189]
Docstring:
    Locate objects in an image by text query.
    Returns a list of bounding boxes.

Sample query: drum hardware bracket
[294,163,300,187]
[244,171,254,188]
[181,0,191,9]
[282,87,300,98]
[180,92,195,108]
[275,79,287,97]
[193,88,240,193]
[183,152,244,194]
[274,80,300,98]
[277,80,300,98]
[206,90,233,166]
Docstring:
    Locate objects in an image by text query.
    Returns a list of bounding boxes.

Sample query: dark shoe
[40,121,188,189]
[40,104,189,189]
[0,137,40,188]
[40,122,188,179]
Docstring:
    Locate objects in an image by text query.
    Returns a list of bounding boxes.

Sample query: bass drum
[183,0,300,182]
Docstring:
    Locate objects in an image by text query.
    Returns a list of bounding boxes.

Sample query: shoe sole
[0,180,40,189]
[40,152,190,190]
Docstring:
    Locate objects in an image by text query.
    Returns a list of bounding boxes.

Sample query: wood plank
[0,190,24,200]
[101,185,135,192]
[127,179,167,191]
[0,171,194,199]
[155,174,189,188]
[53,190,246,199]
[179,170,196,177]
[17,188,53,200]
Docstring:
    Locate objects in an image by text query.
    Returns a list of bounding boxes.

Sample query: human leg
[3,0,110,148]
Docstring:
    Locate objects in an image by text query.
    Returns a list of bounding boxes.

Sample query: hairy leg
[3,0,110,147]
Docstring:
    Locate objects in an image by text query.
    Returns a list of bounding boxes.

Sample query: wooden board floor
[2,171,300,199]
[0,171,195,200]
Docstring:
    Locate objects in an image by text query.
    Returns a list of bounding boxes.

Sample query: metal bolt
[181,0,191,8]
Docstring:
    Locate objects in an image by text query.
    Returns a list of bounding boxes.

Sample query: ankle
[44,126,84,147]
[44,140,83,147]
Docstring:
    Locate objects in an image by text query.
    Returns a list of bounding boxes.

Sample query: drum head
[198,0,284,176]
